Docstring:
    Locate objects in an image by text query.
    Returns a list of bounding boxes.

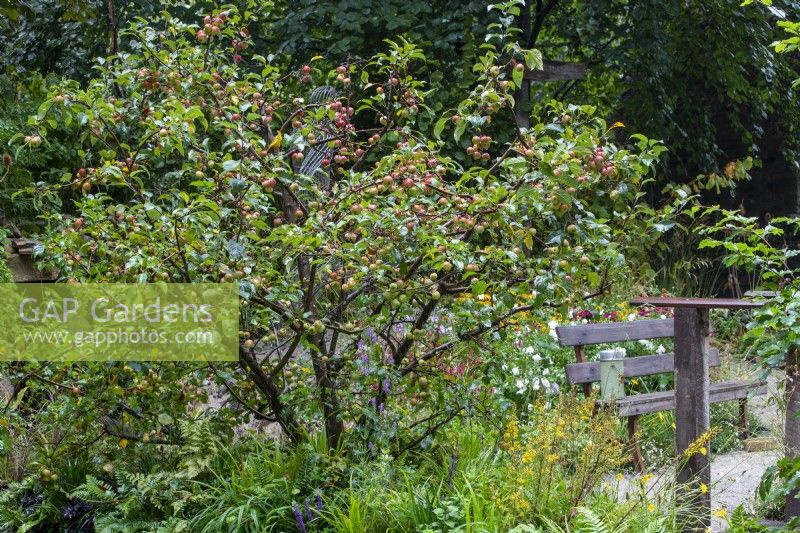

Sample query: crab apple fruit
[261,178,276,190]
[82,182,92,192]
[243,339,255,349]
[336,65,347,74]
[73,218,85,229]
[514,63,525,72]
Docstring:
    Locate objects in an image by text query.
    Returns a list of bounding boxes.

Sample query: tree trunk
[310,333,344,450]
[786,347,800,519]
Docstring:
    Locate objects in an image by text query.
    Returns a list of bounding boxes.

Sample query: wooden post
[786,348,800,519]
[673,307,711,533]
[574,345,592,398]
[738,398,750,439]
[628,415,645,473]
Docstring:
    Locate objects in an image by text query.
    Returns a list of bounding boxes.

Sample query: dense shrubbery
[0,2,793,532]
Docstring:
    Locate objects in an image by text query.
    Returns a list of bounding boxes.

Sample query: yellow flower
[648,503,655,512]
[641,473,653,484]
[700,482,708,494]
[616,472,623,481]
[713,508,727,519]
[631,378,639,386]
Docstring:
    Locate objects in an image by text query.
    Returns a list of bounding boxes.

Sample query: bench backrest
[555,318,720,386]
[565,349,721,385]
[555,319,674,346]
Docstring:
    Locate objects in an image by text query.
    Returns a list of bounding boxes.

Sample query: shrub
[8,4,674,461]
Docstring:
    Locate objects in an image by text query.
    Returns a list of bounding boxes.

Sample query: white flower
[523,346,535,354]
[516,379,528,394]
[628,313,637,321]
[531,378,541,391]
[511,366,520,376]
[501,364,508,371]
[660,314,667,320]
[638,339,654,350]
[547,320,559,339]
[532,353,542,363]
[656,344,666,355]
[543,368,550,376]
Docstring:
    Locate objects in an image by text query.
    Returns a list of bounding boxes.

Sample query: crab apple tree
[22,7,668,453]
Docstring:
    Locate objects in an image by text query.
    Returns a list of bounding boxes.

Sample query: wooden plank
[565,349,721,385]
[524,60,587,82]
[630,296,764,309]
[555,319,674,346]
[744,290,778,298]
[674,307,711,532]
[610,380,766,417]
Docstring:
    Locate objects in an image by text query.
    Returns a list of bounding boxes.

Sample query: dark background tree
[1,0,798,217]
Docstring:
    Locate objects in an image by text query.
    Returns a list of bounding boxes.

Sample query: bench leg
[738,398,750,439]
[628,415,645,473]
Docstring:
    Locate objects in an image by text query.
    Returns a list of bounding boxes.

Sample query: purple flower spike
[292,502,307,533]
[382,378,391,394]
[316,494,324,512]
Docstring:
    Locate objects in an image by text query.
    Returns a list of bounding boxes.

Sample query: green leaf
[222,159,240,172]
[454,119,466,143]
[512,66,523,88]
[523,49,543,71]
[433,117,447,139]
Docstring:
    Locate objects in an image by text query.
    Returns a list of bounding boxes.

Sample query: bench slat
[555,319,674,346]
[605,380,766,417]
[565,349,721,385]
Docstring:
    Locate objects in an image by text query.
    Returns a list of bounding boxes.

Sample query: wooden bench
[555,318,767,471]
